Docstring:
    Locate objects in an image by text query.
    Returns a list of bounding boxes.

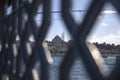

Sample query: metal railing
[0,0,120,80]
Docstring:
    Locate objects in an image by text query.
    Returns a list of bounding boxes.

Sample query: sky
[37,0,120,45]
[36,0,92,42]
[7,0,120,45]
[86,3,120,45]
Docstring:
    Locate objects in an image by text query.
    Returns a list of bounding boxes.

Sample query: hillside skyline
[44,35,120,54]
[45,35,120,46]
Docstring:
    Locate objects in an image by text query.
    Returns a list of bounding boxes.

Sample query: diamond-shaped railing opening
[42,13,72,79]
[6,5,12,15]
[29,34,35,42]
[86,2,120,77]
[71,0,92,24]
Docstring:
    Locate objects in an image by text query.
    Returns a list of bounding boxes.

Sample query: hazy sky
[86,3,120,45]
[39,0,120,45]
[38,0,92,41]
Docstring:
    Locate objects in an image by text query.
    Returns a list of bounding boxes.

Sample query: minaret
[61,32,65,41]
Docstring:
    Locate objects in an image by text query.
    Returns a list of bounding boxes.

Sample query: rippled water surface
[48,56,116,80]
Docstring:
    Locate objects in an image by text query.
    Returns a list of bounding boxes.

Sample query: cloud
[88,31,120,45]
[101,10,117,14]
[101,23,108,26]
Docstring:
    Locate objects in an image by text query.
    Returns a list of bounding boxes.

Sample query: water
[49,55,116,80]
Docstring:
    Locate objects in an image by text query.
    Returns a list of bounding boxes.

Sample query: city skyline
[44,34,119,46]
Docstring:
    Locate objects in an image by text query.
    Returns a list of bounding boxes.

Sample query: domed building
[47,35,68,54]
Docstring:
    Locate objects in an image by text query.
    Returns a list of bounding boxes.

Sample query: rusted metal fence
[0,0,120,80]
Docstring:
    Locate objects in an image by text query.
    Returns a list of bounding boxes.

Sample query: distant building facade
[47,35,68,53]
